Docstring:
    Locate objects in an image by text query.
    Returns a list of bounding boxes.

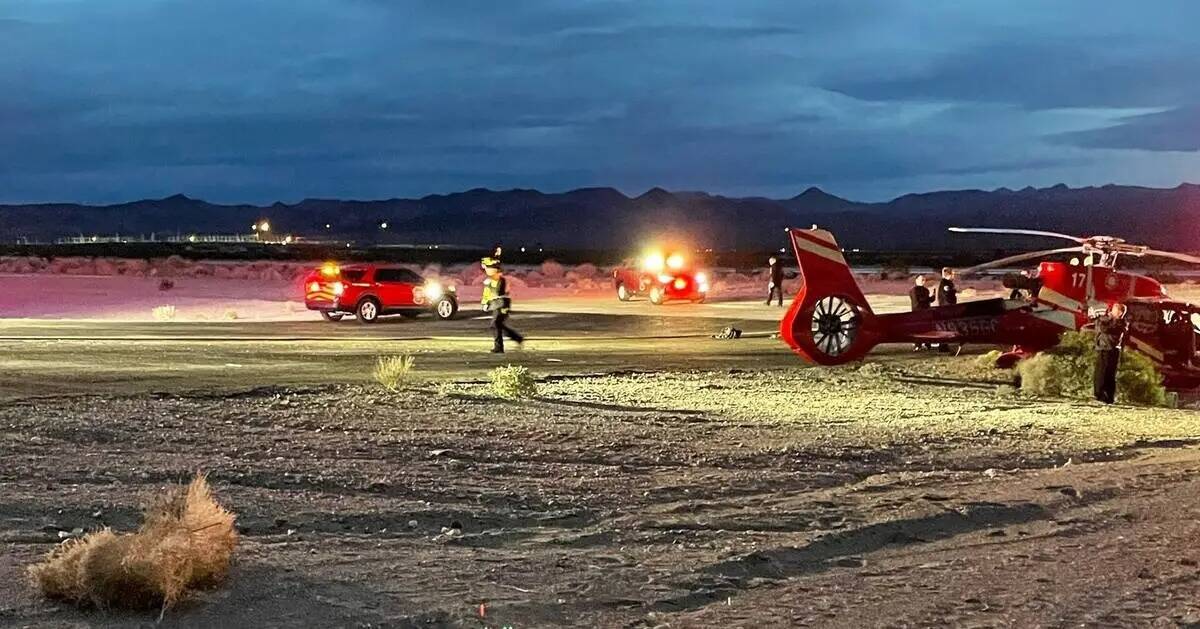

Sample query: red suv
[612,251,708,304]
[304,263,458,323]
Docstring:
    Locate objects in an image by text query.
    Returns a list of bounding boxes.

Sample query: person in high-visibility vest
[481,257,524,353]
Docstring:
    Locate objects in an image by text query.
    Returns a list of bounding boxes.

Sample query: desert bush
[489,365,538,399]
[540,259,565,279]
[1116,349,1169,407]
[573,263,599,279]
[974,349,1004,370]
[28,475,237,612]
[152,305,176,321]
[374,355,416,392]
[1017,330,1166,406]
[222,309,238,321]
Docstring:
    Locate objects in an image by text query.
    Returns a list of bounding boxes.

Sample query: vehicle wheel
[434,297,458,320]
[616,283,631,301]
[356,298,380,324]
[320,311,344,322]
[649,287,665,305]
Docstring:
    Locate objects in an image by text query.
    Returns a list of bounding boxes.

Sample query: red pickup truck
[304,263,458,323]
[611,252,708,304]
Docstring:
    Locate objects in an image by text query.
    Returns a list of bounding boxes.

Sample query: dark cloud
[824,42,1200,110]
[2,0,1199,203]
[1051,106,1200,152]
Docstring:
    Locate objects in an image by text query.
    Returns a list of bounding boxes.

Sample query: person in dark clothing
[1164,310,1195,366]
[766,256,785,306]
[1008,270,1031,300]
[909,275,933,351]
[909,275,932,311]
[1092,302,1128,404]
[937,267,958,306]
[481,257,523,353]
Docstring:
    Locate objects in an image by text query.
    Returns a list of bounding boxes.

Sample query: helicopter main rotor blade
[948,227,1086,244]
[958,246,1085,276]
[1143,249,1200,265]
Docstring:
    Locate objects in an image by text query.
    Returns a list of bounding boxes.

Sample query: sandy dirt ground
[2,277,1200,628]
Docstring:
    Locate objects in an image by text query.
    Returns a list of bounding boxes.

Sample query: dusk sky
[4,0,1200,204]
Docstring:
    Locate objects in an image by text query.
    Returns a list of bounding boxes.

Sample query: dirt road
[2,312,1199,628]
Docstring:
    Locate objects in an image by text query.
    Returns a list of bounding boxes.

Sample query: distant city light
[325,223,331,229]
[380,222,388,229]
[257,220,270,233]
[520,247,526,253]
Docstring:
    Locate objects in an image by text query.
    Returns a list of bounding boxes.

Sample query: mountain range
[2,183,1199,251]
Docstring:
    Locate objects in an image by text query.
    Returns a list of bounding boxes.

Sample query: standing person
[909,275,932,311]
[909,275,933,350]
[481,257,523,353]
[937,267,958,307]
[1092,302,1128,404]
[766,256,785,306]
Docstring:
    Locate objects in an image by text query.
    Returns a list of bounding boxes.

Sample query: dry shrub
[974,349,1005,370]
[222,308,238,321]
[572,263,599,280]
[151,305,176,321]
[28,475,238,612]
[1017,330,1167,406]
[489,365,538,399]
[540,259,565,279]
[374,354,416,392]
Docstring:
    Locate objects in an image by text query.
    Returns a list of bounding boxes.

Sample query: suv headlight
[425,281,444,299]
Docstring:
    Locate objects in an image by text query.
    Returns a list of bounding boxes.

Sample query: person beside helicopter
[936,267,957,306]
[909,275,933,351]
[1092,302,1129,404]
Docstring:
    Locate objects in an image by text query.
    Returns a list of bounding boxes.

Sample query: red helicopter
[778,226,1200,390]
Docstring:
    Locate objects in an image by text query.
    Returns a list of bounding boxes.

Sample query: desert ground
[2,273,1200,628]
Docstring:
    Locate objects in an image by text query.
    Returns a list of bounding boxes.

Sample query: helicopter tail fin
[780,228,880,364]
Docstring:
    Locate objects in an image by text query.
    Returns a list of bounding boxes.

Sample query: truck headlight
[332,281,344,296]
[425,282,444,300]
[658,274,673,283]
